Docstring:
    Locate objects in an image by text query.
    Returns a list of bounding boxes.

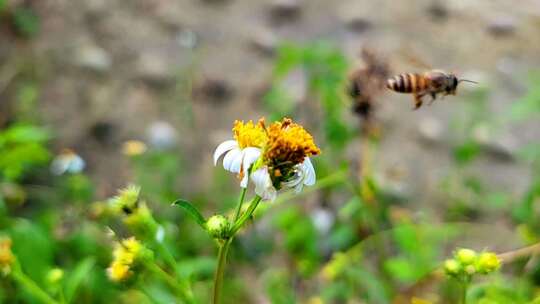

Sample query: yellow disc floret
[107,261,131,282]
[0,238,14,275]
[263,118,320,166]
[233,119,267,149]
[107,237,144,282]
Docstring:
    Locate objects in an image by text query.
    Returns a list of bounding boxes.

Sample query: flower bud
[464,264,476,275]
[206,215,230,240]
[110,185,141,215]
[47,268,64,284]
[476,252,501,274]
[443,259,460,276]
[456,248,477,265]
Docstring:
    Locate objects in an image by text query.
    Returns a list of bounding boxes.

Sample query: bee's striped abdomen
[387,73,424,93]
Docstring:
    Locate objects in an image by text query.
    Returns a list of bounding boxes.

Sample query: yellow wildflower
[0,237,14,275]
[122,140,147,156]
[107,237,144,283]
[107,261,131,282]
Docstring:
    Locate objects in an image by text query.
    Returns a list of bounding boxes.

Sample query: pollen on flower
[233,119,267,149]
[263,118,320,166]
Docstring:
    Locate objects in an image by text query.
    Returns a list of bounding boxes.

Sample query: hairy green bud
[206,215,230,240]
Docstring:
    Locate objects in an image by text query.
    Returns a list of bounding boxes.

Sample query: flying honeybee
[386,70,477,109]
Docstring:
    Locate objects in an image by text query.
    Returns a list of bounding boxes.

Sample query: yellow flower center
[263,118,320,166]
[233,119,267,149]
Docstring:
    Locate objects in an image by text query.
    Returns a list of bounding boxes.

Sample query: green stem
[461,280,469,304]
[233,187,247,222]
[11,265,58,304]
[144,261,194,303]
[213,195,263,304]
[212,240,231,304]
[230,196,262,235]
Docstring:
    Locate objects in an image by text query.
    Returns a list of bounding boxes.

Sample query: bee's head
[447,74,459,95]
[449,73,477,95]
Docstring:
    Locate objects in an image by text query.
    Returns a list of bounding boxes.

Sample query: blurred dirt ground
[1,0,540,247]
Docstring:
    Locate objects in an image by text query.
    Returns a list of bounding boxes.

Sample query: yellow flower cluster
[0,237,14,275]
[107,237,143,282]
[233,119,267,149]
[444,248,501,278]
[263,118,320,167]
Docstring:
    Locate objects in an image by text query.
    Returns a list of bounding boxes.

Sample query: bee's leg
[413,93,424,110]
[428,92,437,105]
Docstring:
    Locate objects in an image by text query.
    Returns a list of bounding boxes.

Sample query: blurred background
[1,0,540,303]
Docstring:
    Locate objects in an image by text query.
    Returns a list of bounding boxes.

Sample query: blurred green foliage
[0,40,539,304]
[0,124,50,181]
[264,42,353,149]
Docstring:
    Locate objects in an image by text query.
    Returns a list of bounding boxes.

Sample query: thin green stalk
[144,261,194,303]
[230,196,262,235]
[11,266,58,304]
[213,240,231,304]
[213,195,263,304]
[233,187,247,222]
[461,281,468,304]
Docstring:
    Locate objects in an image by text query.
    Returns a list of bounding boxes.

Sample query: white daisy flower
[213,119,268,187]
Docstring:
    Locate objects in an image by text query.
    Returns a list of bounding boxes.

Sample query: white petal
[223,148,242,173]
[282,172,303,188]
[252,167,277,201]
[67,155,85,173]
[302,157,316,186]
[50,158,69,175]
[213,140,238,165]
[294,181,304,193]
[240,148,262,188]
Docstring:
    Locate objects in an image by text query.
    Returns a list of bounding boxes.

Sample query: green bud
[456,248,477,265]
[443,259,460,276]
[464,264,476,275]
[206,215,230,240]
[476,252,501,274]
[47,268,64,284]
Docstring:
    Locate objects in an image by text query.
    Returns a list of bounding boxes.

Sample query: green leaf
[64,257,95,303]
[172,199,206,229]
[384,257,420,283]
